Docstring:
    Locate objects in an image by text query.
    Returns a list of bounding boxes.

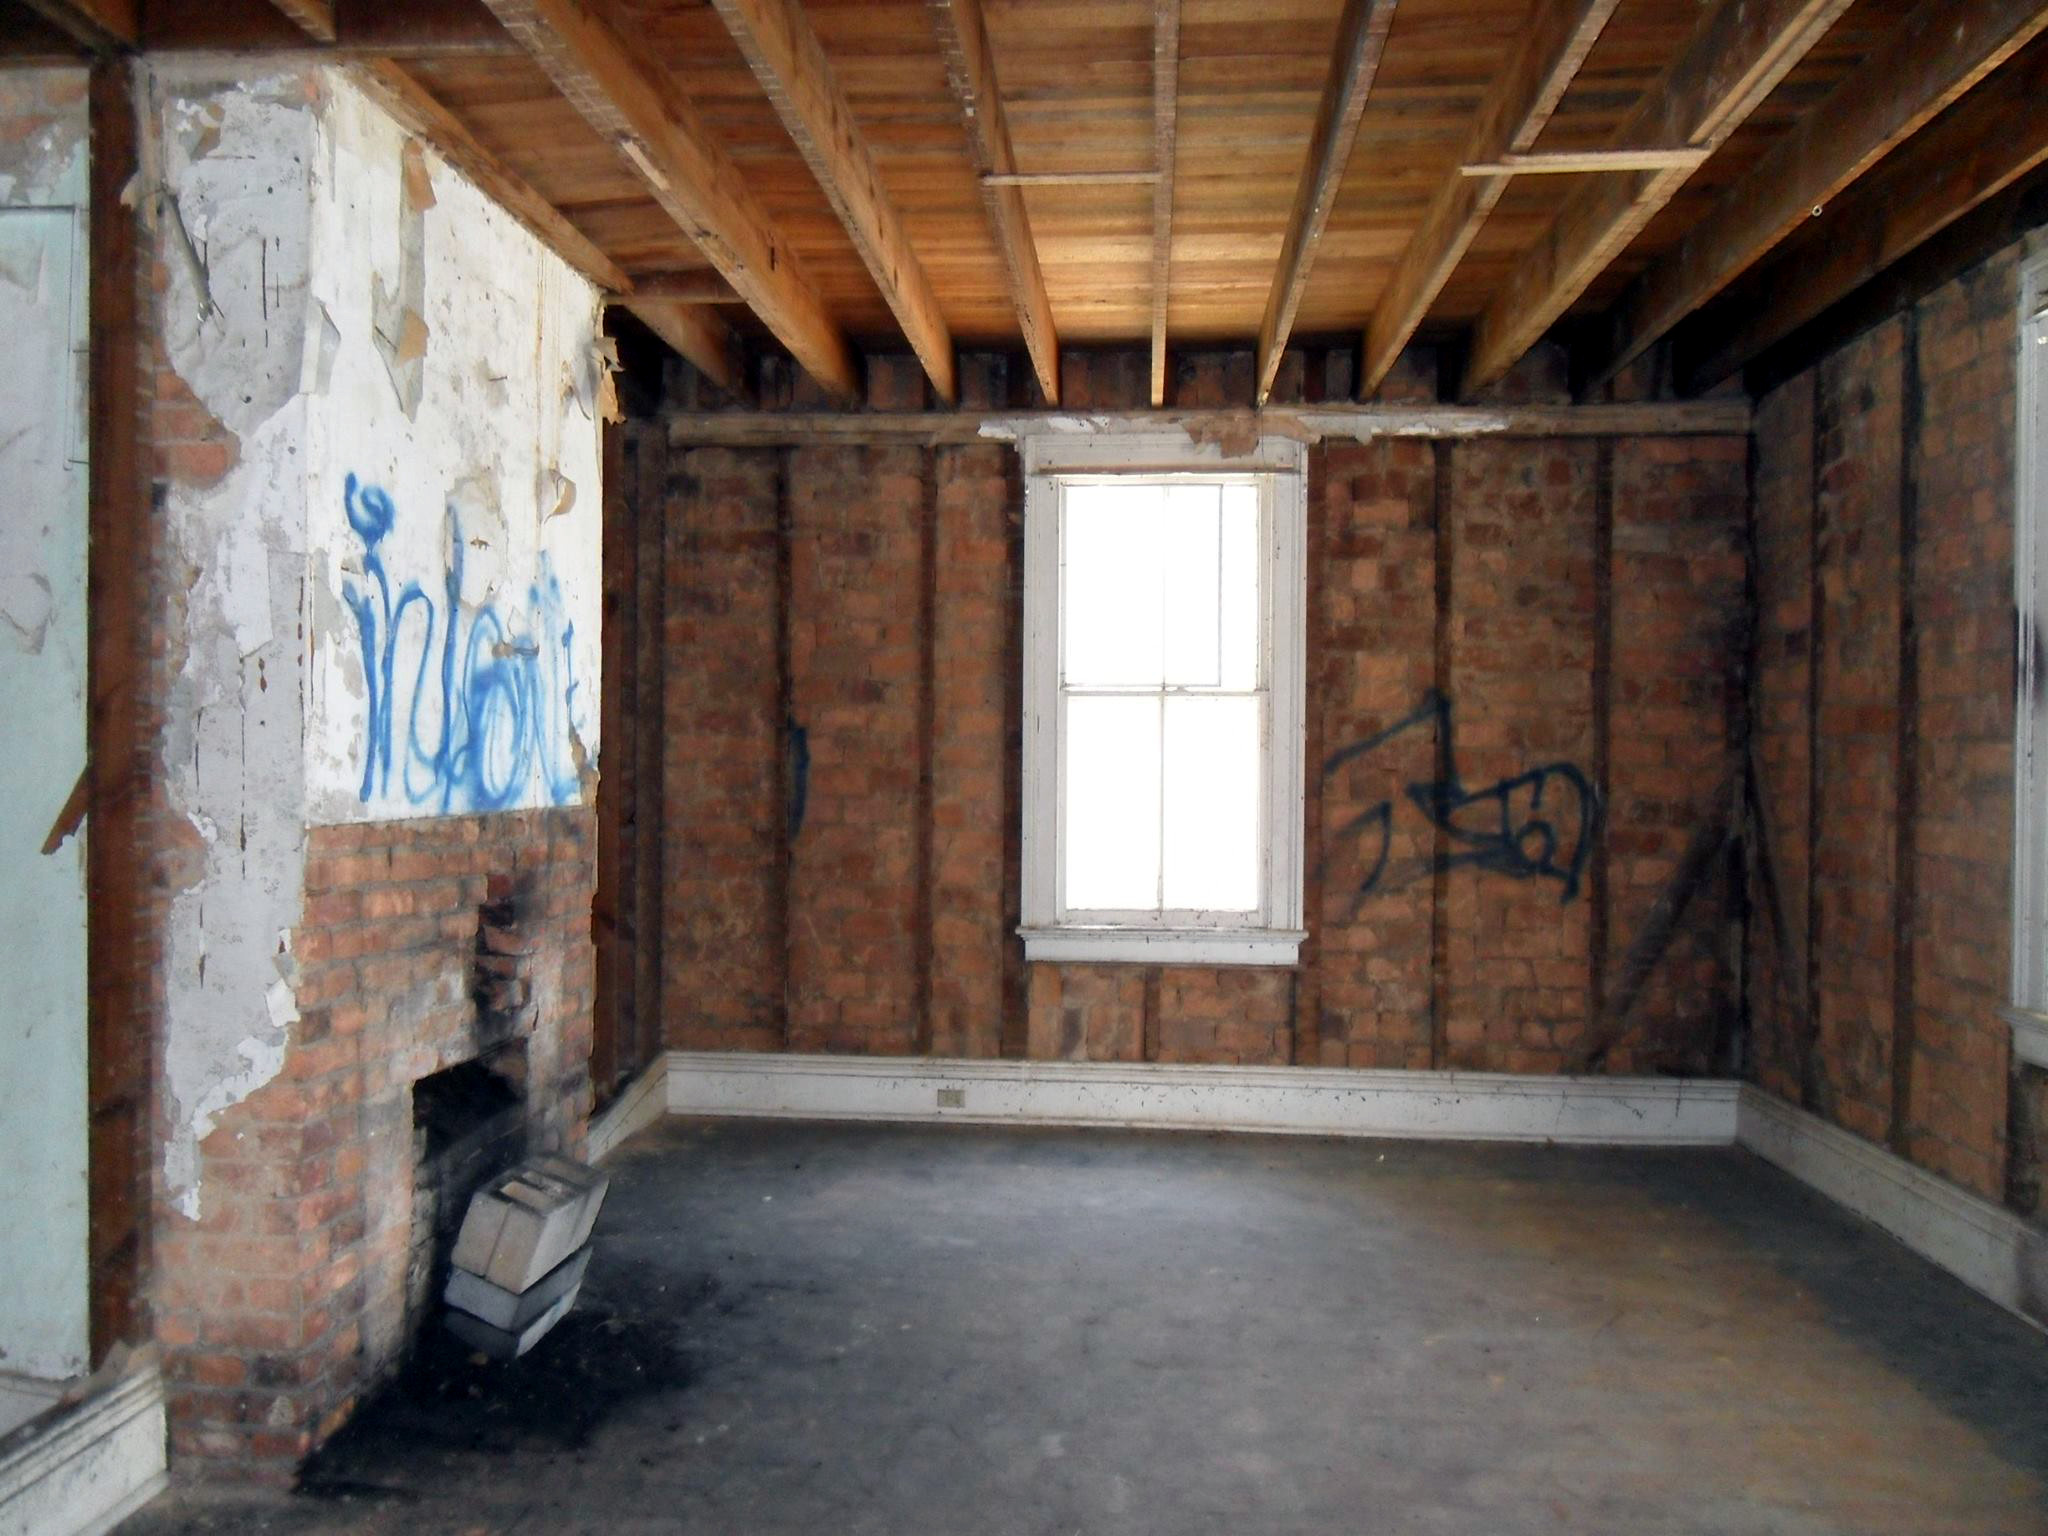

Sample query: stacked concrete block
[444,1156,608,1358]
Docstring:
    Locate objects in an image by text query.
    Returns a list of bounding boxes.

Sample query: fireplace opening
[406,1050,529,1345]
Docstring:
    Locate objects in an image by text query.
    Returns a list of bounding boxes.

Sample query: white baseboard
[1736,1086,2041,1325]
[587,1054,670,1165]
[0,1364,167,1536]
[663,1051,1741,1145]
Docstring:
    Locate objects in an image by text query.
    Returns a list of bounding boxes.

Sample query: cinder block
[446,1244,591,1332]
[450,1157,609,1294]
[446,1282,581,1360]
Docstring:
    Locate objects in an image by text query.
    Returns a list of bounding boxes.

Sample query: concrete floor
[127,1118,2048,1535]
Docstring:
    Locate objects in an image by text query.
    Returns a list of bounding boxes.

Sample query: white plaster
[0,104,90,1378]
[148,65,604,1215]
[302,76,602,823]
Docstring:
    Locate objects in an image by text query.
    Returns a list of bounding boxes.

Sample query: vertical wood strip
[773,448,795,1048]
[1590,439,1614,1045]
[86,56,146,1361]
[913,451,939,1054]
[1000,443,1030,1055]
[1803,366,1827,1109]
[634,428,669,1066]
[1429,440,1454,1069]
[592,422,631,1094]
[1891,308,1922,1153]
[1296,444,1328,1067]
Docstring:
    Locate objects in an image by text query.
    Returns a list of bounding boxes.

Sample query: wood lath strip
[1150,0,1181,407]
[349,60,631,294]
[479,0,858,400]
[1361,0,1622,398]
[1460,0,1855,395]
[1596,0,2048,386]
[929,0,1060,405]
[1255,0,1401,406]
[1677,31,2048,390]
[710,0,956,402]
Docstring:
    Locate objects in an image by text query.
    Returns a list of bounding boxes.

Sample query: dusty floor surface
[124,1118,2048,1535]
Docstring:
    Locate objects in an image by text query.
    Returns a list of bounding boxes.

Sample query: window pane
[1162,485,1221,687]
[1162,695,1260,912]
[1065,695,1162,910]
[1218,483,1260,691]
[1063,483,1162,687]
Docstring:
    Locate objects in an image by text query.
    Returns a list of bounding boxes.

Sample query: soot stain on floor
[297,1263,712,1499]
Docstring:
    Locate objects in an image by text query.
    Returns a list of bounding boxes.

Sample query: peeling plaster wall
[0,67,91,1379]
[150,66,603,1221]
[151,66,319,1220]
[303,78,603,825]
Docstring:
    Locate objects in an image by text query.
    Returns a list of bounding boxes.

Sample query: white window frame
[1019,429,1307,966]
[2010,249,2048,1067]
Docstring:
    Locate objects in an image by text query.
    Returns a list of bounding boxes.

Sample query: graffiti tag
[1324,689,1598,917]
[342,473,585,813]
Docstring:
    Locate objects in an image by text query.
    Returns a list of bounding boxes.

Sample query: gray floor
[128,1118,2048,1535]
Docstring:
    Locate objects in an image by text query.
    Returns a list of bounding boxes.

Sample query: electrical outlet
[936,1087,966,1109]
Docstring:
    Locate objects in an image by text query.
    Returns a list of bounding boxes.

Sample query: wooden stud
[1596,0,2048,386]
[480,0,859,400]
[709,0,957,402]
[350,61,630,293]
[1678,32,2048,390]
[262,0,336,41]
[1150,0,1180,407]
[17,0,137,49]
[1254,0,1401,406]
[626,297,749,401]
[929,0,1061,405]
[1362,0,1623,398]
[1460,0,1854,395]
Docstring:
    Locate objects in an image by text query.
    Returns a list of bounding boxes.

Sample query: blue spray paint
[343,473,586,813]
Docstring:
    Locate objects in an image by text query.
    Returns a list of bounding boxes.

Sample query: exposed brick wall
[1747,240,2024,1202]
[155,808,594,1475]
[659,346,1750,1075]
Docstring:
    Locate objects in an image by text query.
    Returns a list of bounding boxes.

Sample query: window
[2011,250,2048,1067]
[1020,431,1305,965]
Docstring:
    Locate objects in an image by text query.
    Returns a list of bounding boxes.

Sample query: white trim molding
[1737,1087,2041,1326]
[662,1051,1740,1145]
[586,1054,670,1164]
[0,1363,166,1536]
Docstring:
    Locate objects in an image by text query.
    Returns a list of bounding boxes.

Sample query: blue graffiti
[343,472,586,813]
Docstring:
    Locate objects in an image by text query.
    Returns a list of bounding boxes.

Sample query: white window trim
[1019,429,1307,967]
[2009,248,2048,1068]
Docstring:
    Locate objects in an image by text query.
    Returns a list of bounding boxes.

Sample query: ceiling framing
[12,0,2048,403]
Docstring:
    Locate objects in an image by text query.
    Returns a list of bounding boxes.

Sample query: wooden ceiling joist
[1360,0,1623,400]
[1150,0,1181,408]
[1254,0,1400,407]
[1459,0,1856,396]
[1593,0,2048,389]
[264,0,335,42]
[1676,31,2048,391]
[629,297,748,401]
[349,60,630,294]
[709,0,957,403]
[16,0,136,49]
[479,0,858,401]
[632,270,746,304]
[929,0,1060,405]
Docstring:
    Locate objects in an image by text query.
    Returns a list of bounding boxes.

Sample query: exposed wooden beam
[983,170,1159,187]
[1254,0,1400,406]
[263,0,335,42]
[632,269,746,303]
[1595,0,2048,387]
[1676,32,2048,391]
[708,0,957,402]
[1460,0,1855,395]
[1457,147,1706,177]
[1150,0,1181,407]
[349,60,631,294]
[663,399,1752,448]
[481,0,859,400]
[626,297,749,401]
[16,0,137,49]
[929,0,1060,404]
[1361,0,1622,398]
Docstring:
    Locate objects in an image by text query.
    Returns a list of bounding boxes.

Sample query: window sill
[1019,926,1306,967]
[2002,1006,2048,1071]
